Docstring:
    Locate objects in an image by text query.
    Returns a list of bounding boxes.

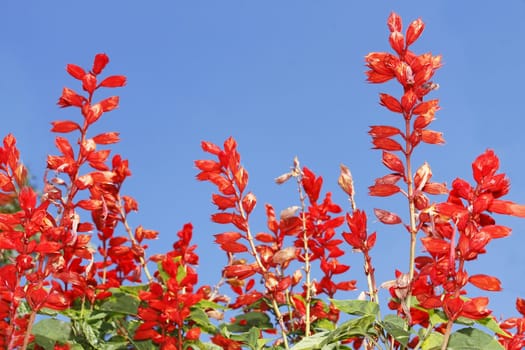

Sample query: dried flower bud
[275,172,293,184]
[414,162,432,191]
[272,247,297,265]
[82,138,97,154]
[292,269,303,285]
[394,272,411,300]
[338,164,354,197]
[206,309,224,321]
[265,273,279,291]
[280,206,300,220]
[293,156,300,171]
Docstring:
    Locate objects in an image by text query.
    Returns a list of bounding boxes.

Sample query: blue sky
[2,1,525,321]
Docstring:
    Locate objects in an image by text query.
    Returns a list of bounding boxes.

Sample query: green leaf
[329,299,379,316]
[38,307,58,316]
[227,312,273,333]
[32,318,72,350]
[80,320,100,347]
[447,327,504,350]
[131,339,156,350]
[314,318,337,331]
[114,284,149,296]
[323,315,376,345]
[98,342,129,350]
[247,327,260,348]
[455,316,475,326]
[428,309,447,326]
[99,291,139,315]
[256,337,272,350]
[200,343,223,350]
[381,314,411,347]
[421,332,443,350]
[475,316,508,336]
[290,331,329,350]
[196,299,227,310]
[177,262,187,282]
[190,307,218,334]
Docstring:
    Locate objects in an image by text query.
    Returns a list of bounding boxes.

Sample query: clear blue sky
[2,1,525,320]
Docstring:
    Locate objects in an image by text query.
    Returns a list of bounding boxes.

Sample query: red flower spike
[406,18,425,47]
[51,120,81,133]
[413,99,439,116]
[379,93,403,113]
[212,194,237,210]
[461,297,492,320]
[201,140,222,155]
[472,149,499,183]
[421,129,445,145]
[382,151,405,174]
[302,167,322,203]
[488,200,525,217]
[372,137,403,151]
[99,96,119,112]
[186,327,201,341]
[366,232,377,249]
[219,241,248,253]
[389,31,405,55]
[421,237,450,257]
[387,12,402,32]
[99,75,127,88]
[366,69,396,84]
[223,263,257,279]
[66,64,86,80]
[19,187,37,212]
[480,225,511,239]
[516,298,525,317]
[468,274,502,291]
[92,132,120,145]
[211,334,242,350]
[85,104,103,124]
[413,113,435,130]
[369,125,402,138]
[57,87,85,108]
[82,73,97,94]
[55,137,75,159]
[401,90,418,112]
[255,232,274,243]
[195,159,221,172]
[374,208,402,225]
[368,183,400,197]
[422,182,448,195]
[92,53,109,75]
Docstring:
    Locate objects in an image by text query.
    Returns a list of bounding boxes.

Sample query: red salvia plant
[0,11,524,350]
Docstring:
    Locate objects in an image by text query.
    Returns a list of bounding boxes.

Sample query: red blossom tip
[92,53,109,75]
[406,18,425,46]
[387,12,402,32]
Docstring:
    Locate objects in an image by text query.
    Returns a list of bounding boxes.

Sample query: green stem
[404,116,417,316]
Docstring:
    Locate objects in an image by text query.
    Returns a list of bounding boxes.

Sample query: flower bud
[242,192,257,214]
[280,206,300,220]
[338,164,354,197]
[272,247,297,265]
